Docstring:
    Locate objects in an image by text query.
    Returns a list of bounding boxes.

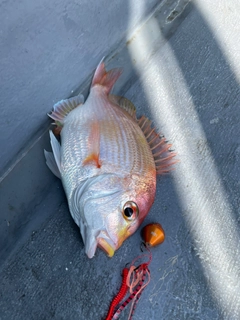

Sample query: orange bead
[142,223,165,247]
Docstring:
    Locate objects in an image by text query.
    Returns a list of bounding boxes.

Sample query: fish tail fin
[91,58,122,94]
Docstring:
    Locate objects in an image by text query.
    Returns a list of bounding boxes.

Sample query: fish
[44,59,176,258]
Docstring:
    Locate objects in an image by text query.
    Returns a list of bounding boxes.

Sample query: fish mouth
[97,237,116,257]
[83,225,116,258]
[84,230,98,259]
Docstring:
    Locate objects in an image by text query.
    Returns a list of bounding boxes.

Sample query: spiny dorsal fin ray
[48,94,84,124]
[109,95,136,119]
[138,115,177,175]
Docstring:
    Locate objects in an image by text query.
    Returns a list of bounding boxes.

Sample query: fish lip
[83,225,116,258]
[85,233,98,259]
[97,236,116,257]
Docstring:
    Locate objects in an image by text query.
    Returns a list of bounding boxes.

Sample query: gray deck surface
[1,1,240,320]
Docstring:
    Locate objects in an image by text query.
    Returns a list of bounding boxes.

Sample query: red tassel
[105,268,129,320]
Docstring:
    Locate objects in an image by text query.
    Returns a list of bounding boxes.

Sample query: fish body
[45,60,176,258]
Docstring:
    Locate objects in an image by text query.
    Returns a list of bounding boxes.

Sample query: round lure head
[71,173,156,258]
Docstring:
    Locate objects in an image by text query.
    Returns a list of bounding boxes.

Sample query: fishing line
[104,223,165,320]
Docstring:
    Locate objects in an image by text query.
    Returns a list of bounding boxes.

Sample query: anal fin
[48,94,84,124]
[138,116,178,174]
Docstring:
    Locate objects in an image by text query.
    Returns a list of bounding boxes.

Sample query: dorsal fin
[91,59,122,95]
[109,95,136,119]
[48,94,84,124]
[138,116,178,174]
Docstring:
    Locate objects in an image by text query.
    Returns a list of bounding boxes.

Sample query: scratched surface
[1,1,240,320]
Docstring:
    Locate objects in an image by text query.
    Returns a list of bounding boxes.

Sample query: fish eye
[123,201,139,221]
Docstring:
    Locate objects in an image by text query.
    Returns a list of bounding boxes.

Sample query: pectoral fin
[83,122,101,168]
[83,153,101,168]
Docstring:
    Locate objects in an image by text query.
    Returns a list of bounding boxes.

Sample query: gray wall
[0,0,159,176]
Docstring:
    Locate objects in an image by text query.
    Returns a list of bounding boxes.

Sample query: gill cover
[70,174,124,258]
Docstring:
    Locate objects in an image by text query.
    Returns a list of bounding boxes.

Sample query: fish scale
[94,90,135,172]
[44,60,176,258]
[101,97,153,175]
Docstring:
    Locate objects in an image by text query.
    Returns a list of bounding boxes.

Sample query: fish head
[71,173,156,258]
